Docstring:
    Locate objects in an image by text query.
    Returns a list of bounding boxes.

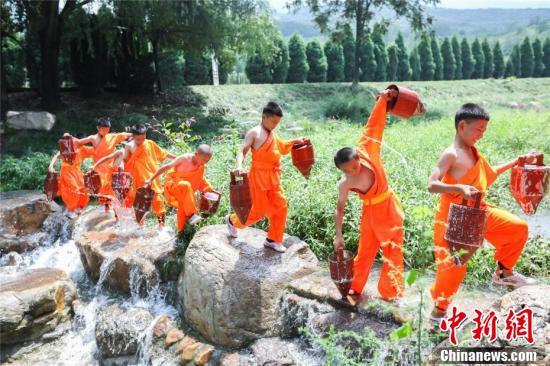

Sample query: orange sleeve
[199,178,213,193]
[275,136,294,156]
[483,158,499,188]
[357,97,388,159]
[80,145,95,159]
[115,133,128,145]
[151,141,169,162]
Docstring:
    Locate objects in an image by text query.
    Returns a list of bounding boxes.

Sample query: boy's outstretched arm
[493,152,537,175]
[144,156,183,187]
[334,180,349,251]
[92,150,120,171]
[48,152,60,172]
[427,150,479,200]
[357,89,396,158]
[234,130,255,175]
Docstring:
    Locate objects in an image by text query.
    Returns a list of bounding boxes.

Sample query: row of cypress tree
[245,32,550,83]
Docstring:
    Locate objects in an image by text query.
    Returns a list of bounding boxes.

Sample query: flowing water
[3,205,324,366]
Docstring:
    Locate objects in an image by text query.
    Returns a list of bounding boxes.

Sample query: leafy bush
[324,92,374,123]
[0,152,51,192]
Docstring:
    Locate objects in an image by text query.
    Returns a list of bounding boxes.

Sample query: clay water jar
[58,135,77,164]
[229,171,252,224]
[111,170,132,203]
[328,249,354,299]
[134,186,155,223]
[444,193,488,266]
[84,170,102,195]
[44,171,58,201]
[198,190,221,218]
[291,139,315,179]
[386,84,425,118]
[510,153,549,215]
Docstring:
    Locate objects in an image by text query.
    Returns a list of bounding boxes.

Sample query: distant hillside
[275,7,550,53]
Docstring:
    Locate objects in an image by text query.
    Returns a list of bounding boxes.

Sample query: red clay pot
[444,193,488,266]
[510,153,549,215]
[386,84,426,118]
[229,171,252,224]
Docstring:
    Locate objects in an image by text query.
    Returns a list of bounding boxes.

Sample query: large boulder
[0,191,67,256]
[75,229,178,295]
[0,268,77,345]
[7,111,56,131]
[95,304,154,366]
[178,225,319,348]
[497,285,549,352]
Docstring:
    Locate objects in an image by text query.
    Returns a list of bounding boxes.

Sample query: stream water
[2,207,324,366]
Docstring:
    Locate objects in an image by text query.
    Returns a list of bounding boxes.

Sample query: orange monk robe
[164,165,213,232]
[93,133,128,204]
[230,132,294,243]
[124,139,169,217]
[431,147,528,311]
[58,145,94,212]
[350,97,405,301]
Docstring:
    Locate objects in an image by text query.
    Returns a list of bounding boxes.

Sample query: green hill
[276,7,550,53]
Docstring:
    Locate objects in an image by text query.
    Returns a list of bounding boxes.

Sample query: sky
[269,0,550,11]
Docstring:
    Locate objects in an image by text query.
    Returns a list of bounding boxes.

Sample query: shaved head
[196,144,213,157]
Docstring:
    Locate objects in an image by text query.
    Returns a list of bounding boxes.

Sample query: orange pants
[351,201,404,301]
[230,187,287,243]
[125,187,166,218]
[165,180,198,232]
[431,205,528,310]
[59,168,90,212]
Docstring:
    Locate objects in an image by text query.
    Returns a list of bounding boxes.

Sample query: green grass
[2,78,549,284]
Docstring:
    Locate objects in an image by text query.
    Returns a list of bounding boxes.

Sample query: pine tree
[532,38,545,77]
[387,45,398,81]
[461,38,474,79]
[510,44,521,77]
[419,35,435,80]
[452,36,462,79]
[324,40,345,82]
[395,32,411,81]
[471,38,484,79]
[504,58,514,78]
[287,34,309,83]
[272,37,289,83]
[431,36,443,80]
[543,38,550,77]
[342,31,355,82]
[372,29,388,81]
[492,41,505,78]
[306,40,327,82]
[184,53,211,85]
[481,39,493,78]
[409,48,421,81]
[520,36,534,78]
[360,35,377,81]
[245,50,272,84]
[440,37,456,80]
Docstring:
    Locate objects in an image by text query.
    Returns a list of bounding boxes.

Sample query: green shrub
[0,152,52,192]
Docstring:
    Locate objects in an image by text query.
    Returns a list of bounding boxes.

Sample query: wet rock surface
[178,225,319,348]
[0,268,77,346]
[0,191,68,256]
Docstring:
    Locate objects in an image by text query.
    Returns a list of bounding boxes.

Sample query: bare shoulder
[338,176,350,192]
[440,146,458,162]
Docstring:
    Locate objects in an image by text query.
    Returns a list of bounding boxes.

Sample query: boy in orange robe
[77,117,130,212]
[226,101,305,253]
[122,124,176,226]
[48,133,95,218]
[333,89,405,302]
[427,103,537,321]
[145,144,213,233]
